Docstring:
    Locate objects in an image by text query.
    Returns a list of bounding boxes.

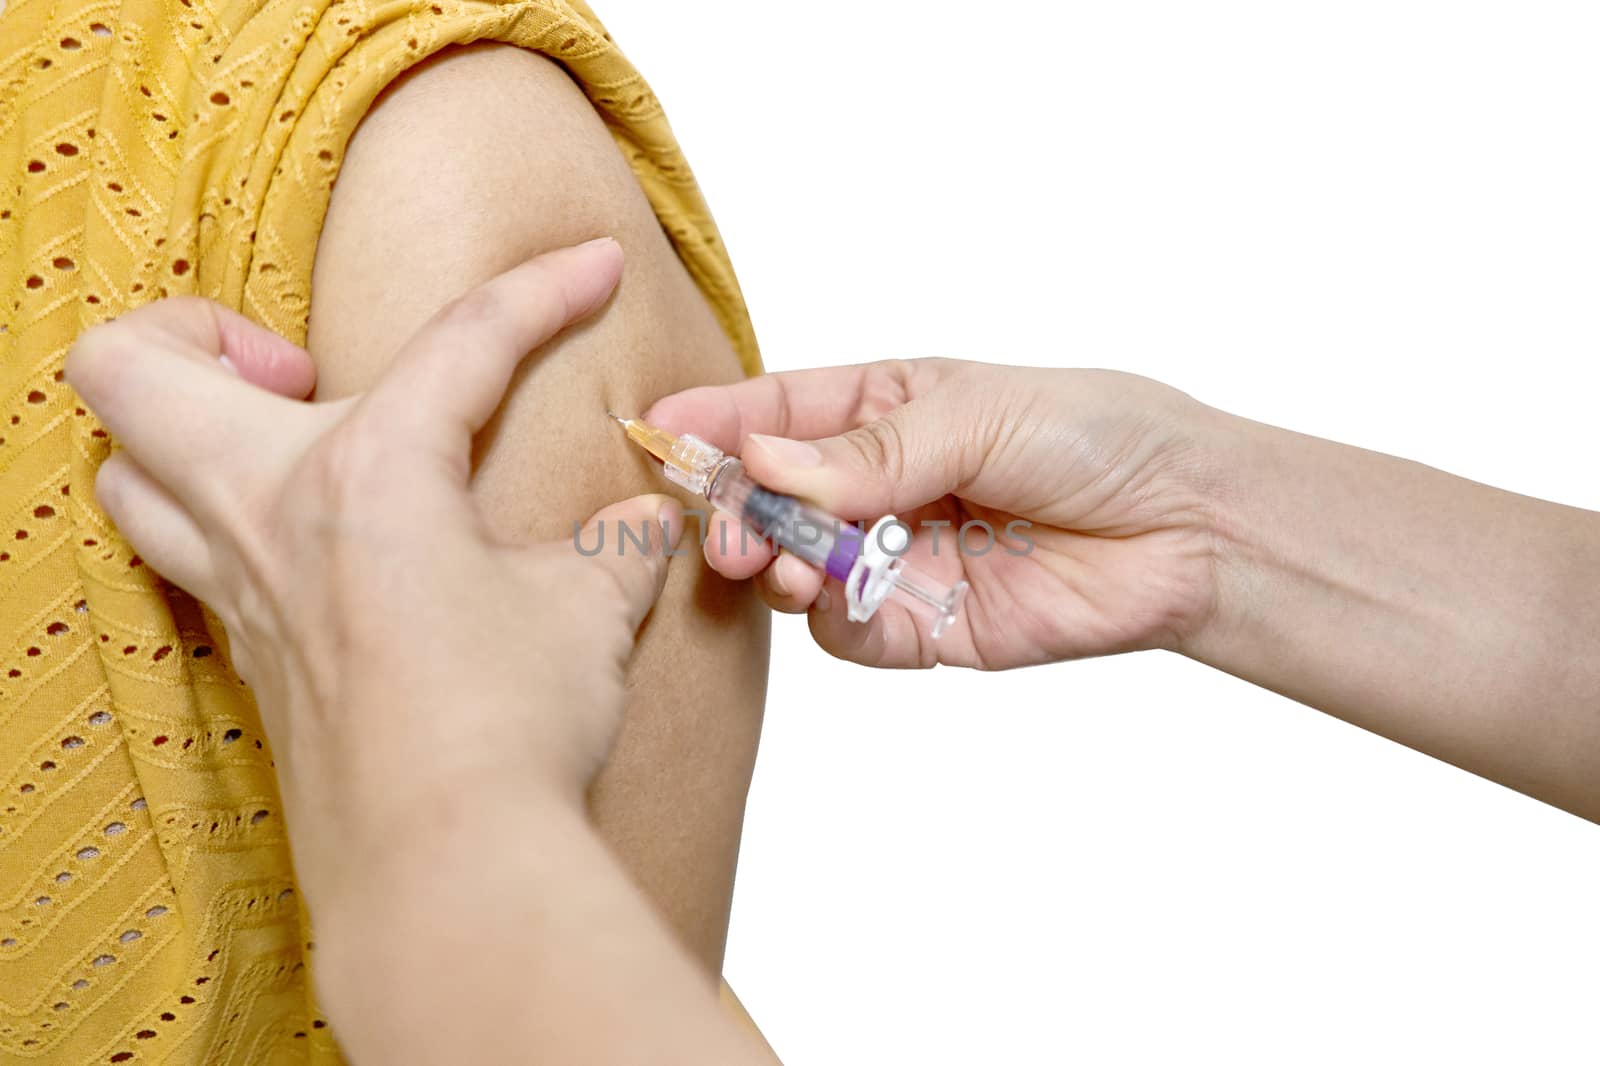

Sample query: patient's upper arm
[304,43,768,972]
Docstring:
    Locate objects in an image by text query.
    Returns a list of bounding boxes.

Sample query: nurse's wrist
[1166,402,1283,664]
[291,750,586,914]
[1171,403,1355,679]
[305,794,610,1061]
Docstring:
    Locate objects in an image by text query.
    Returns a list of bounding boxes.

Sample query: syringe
[610,414,968,638]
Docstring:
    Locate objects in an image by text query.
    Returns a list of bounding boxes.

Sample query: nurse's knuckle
[65,321,130,392]
[435,284,509,336]
[843,417,908,486]
[856,359,917,420]
[313,423,393,509]
[157,295,216,322]
[582,555,636,607]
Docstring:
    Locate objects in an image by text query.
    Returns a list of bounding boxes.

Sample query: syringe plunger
[611,416,967,638]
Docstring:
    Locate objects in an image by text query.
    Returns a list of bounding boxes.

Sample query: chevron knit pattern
[0,0,759,1058]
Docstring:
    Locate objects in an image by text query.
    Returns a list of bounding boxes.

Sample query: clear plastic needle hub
[609,414,968,638]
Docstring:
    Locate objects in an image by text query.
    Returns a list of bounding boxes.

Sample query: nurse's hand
[646,360,1223,669]
[64,239,682,906]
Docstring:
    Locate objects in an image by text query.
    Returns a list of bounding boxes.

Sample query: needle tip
[605,411,629,426]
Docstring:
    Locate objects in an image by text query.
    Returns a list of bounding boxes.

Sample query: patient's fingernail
[747,434,822,468]
[579,236,618,250]
[814,587,832,613]
[218,355,239,375]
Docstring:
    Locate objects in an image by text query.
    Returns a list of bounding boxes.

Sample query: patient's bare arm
[306,43,768,972]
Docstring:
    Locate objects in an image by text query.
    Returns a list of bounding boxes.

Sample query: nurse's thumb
[572,493,684,632]
[739,395,972,518]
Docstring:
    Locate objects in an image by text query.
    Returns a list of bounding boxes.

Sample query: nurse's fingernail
[747,435,822,468]
[218,355,239,375]
[768,554,793,597]
[657,499,683,554]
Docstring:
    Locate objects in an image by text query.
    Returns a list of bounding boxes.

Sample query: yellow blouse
[0,0,761,1059]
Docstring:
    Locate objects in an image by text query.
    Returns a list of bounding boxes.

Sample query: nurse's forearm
[1184,411,1600,821]
[309,779,764,1065]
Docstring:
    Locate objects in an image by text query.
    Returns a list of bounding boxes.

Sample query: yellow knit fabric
[0,0,761,1059]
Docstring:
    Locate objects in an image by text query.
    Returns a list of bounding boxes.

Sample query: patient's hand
[66,240,683,906]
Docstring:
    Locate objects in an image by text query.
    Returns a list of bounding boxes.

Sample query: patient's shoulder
[304,41,767,972]
[323,42,643,255]
[307,41,743,471]
[309,42,716,390]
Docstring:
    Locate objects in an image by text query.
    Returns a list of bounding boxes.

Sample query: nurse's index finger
[119,297,318,398]
[644,359,958,454]
[363,239,623,452]
[65,302,292,512]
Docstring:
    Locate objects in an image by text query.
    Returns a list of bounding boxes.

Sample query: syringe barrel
[649,432,967,638]
[706,461,865,582]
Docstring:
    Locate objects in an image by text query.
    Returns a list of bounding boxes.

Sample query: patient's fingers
[644,359,959,455]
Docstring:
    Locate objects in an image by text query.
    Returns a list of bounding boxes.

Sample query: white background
[600,4,1600,1063]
